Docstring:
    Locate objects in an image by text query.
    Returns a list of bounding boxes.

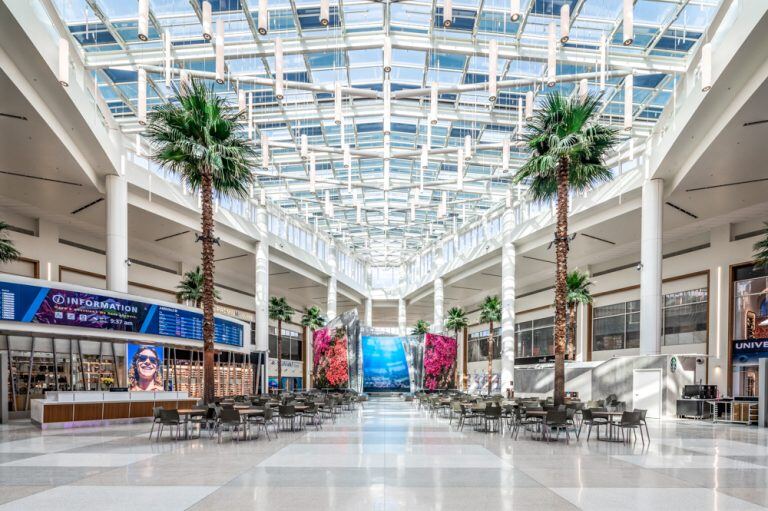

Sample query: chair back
[634,409,647,421]
[620,411,640,425]
[485,406,501,418]
[582,409,593,421]
[263,406,274,420]
[279,405,295,417]
[546,410,567,425]
[220,407,241,423]
[152,406,163,419]
[160,409,180,422]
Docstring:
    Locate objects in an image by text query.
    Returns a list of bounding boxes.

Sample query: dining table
[591,411,625,442]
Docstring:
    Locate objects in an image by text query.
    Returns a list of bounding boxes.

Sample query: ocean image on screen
[362,336,410,392]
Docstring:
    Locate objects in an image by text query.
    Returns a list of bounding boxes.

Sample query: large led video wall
[362,335,410,392]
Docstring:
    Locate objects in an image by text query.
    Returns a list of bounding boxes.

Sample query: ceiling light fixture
[701,42,712,92]
[623,0,634,46]
[300,134,308,160]
[58,38,69,86]
[547,22,557,87]
[320,0,330,26]
[502,137,510,171]
[261,135,269,169]
[464,135,472,160]
[383,79,391,134]
[138,0,149,41]
[334,81,343,125]
[510,0,521,22]
[443,0,453,27]
[164,33,172,87]
[274,38,284,99]
[578,78,588,101]
[258,0,269,35]
[137,68,147,125]
[457,148,464,191]
[215,21,225,84]
[488,40,498,102]
[309,153,316,192]
[624,74,633,131]
[525,90,534,120]
[383,36,392,74]
[429,82,439,125]
[201,1,212,40]
[560,4,570,44]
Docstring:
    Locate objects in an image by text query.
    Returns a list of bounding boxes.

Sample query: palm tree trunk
[277,318,283,393]
[568,304,577,361]
[200,168,216,404]
[553,158,570,406]
[487,320,494,396]
[452,328,459,388]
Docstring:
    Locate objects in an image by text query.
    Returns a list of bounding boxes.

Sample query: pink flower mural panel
[313,326,349,388]
[423,333,457,390]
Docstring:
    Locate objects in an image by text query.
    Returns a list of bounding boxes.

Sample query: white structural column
[500,209,516,394]
[398,298,407,336]
[576,265,591,362]
[254,207,270,352]
[433,277,444,333]
[105,174,128,293]
[327,276,337,320]
[327,247,338,320]
[640,178,663,355]
[364,297,373,327]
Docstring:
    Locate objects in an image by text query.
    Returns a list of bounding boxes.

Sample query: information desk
[31,391,198,429]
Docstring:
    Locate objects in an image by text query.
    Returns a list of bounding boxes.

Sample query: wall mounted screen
[362,335,410,392]
[0,278,244,347]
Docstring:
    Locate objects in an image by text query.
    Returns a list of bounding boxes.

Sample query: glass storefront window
[732,270,768,397]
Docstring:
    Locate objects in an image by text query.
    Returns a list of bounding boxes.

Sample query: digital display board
[362,335,410,392]
[0,280,243,347]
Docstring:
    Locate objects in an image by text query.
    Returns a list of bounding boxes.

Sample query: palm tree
[411,319,430,336]
[146,78,254,403]
[754,223,768,269]
[301,306,326,388]
[566,270,593,360]
[445,306,468,387]
[0,221,20,263]
[269,296,294,392]
[514,91,619,405]
[479,296,501,396]
[176,266,221,307]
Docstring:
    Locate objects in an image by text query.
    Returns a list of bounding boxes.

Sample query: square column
[640,178,663,355]
[500,209,516,395]
[106,174,128,293]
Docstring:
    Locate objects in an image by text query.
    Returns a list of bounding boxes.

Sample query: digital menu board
[0,280,243,347]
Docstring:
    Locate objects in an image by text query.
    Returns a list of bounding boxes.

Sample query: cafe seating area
[416,391,649,444]
[149,390,364,443]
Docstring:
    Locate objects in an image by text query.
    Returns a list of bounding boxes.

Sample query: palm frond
[478,295,502,324]
[411,319,431,336]
[145,78,255,199]
[301,305,326,330]
[269,296,294,322]
[176,266,221,306]
[566,269,593,305]
[0,221,20,264]
[445,306,469,333]
[754,223,768,269]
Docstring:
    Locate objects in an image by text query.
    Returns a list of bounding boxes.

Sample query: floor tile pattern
[1,398,768,510]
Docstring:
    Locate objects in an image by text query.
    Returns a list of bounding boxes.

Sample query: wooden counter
[31,392,199,429]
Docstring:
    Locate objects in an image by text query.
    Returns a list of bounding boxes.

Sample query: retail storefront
[0,275,259,417]
[731,264,768,397]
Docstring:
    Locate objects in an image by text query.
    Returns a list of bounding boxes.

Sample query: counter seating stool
[217,408,244,443]
[157,409,187,442]
[149,406,163,441]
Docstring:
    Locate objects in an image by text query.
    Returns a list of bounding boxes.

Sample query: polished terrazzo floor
[2,397,768,510]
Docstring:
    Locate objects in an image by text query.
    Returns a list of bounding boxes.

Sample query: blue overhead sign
[0,278,243,347]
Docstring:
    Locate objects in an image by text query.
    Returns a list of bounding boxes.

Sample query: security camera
[696,357,705,365]
[636,262,643,271]
[125,259,132,267]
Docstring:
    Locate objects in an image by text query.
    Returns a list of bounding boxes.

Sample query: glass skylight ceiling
[53,0,723,266]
